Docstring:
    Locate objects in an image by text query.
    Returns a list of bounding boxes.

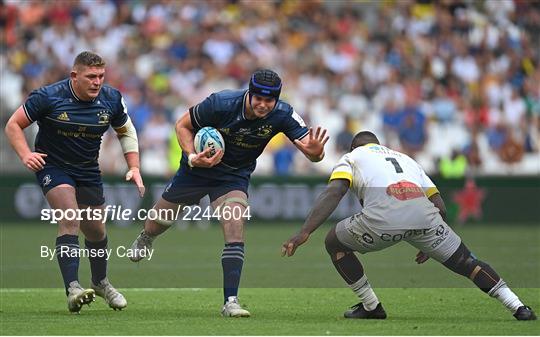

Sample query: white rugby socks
[349,275,380,311]
[488,279,524,313]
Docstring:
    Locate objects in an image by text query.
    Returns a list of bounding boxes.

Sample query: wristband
[188,153,197,168]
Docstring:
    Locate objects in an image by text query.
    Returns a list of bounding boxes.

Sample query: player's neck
[69,80,94,102]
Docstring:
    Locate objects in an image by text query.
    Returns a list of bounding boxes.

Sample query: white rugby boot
[129,230,154,262]
[91,278,127,310]
[67,281,95,313]
[221,296,251,317]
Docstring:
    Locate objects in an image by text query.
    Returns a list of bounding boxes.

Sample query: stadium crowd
[2,0,539,176]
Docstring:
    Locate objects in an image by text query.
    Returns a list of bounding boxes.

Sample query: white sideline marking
[0,288,204,293]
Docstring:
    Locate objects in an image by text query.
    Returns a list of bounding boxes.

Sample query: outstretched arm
[282,179,350,257]
[294,126,329,162]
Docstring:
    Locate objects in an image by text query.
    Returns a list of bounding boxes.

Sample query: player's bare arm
[294,126,329,162]
[282,178,349,257]
[5,106,47,172]
[123,152,145,197]
[175,111,223,168]
[428,193,447,222]
[113,117,145,197]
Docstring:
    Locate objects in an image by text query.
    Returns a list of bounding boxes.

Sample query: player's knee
[325,227,348,257]
[58,218,80,233]
[443,243,478,277]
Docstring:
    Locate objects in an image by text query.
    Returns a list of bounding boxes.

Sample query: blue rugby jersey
[186,89,309,179]
[23,78,128,173]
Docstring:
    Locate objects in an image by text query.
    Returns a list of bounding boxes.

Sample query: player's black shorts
[35,164,105,206]
[162,164,249,205]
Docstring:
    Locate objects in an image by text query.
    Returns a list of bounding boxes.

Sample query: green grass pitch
[1,223,539,335]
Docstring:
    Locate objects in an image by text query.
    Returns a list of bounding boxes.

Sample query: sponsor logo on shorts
[362,233,374,244]
[431,225,449,248]
[380,229,429,242]
[386,180,425,201]
[42,174,52,187]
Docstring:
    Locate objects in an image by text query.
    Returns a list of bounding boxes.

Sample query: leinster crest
[97,110,111,124]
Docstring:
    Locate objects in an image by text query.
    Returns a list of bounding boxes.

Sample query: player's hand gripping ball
[194,127,225,157]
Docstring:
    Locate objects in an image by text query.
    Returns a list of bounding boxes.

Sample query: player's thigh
[37,166,78,211]
[325,225,355,254]
[335,214,400,254]
[211,190,248,243]
[404,222,462,263]
[45,184,78,211]
[44,184,80,234]
[151,197,186,224]
[78,204,106,241]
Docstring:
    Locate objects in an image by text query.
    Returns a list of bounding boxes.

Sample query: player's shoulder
[36,78,70,97]
[211,89,245,103]
[272,99,294,116]
[206,89,246,110]
[99,84,123,101]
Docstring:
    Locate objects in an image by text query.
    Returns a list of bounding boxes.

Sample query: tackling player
[5,51,145,313]
[282,131,536,321]
[130,69,329,317]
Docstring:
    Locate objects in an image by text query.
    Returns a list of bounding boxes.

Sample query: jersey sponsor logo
[57,112,70,121]
[42,174,52,187]
[386,180,424,201]
[237,128,251,135]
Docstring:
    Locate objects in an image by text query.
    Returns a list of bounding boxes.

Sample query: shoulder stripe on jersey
[192,104,202,128]
[425,187,439,198]
[329,171,352,185]
[22,104,34,122]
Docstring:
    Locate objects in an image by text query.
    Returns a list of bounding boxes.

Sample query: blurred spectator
[463,131,483,172]
[397,97,427,157]
[273,144,295,176]
[431,83,456,123]
[140,112,171,176]
[335,116,355,155]
[2,0,539,176]
[499,131,525,165]
[439,149,467,179]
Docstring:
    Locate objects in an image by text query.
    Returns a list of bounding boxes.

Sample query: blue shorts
[35,165,105,206]
[162,168,249,205]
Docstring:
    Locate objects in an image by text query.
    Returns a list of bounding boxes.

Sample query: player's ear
[70,70,77,80]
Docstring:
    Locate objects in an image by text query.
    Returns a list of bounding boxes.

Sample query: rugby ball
[194,127,225,157]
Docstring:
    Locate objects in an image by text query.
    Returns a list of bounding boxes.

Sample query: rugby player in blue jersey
[5,51,145,313]
[130,69,329,317]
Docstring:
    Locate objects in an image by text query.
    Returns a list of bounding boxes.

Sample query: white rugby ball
[194,127,225,157]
